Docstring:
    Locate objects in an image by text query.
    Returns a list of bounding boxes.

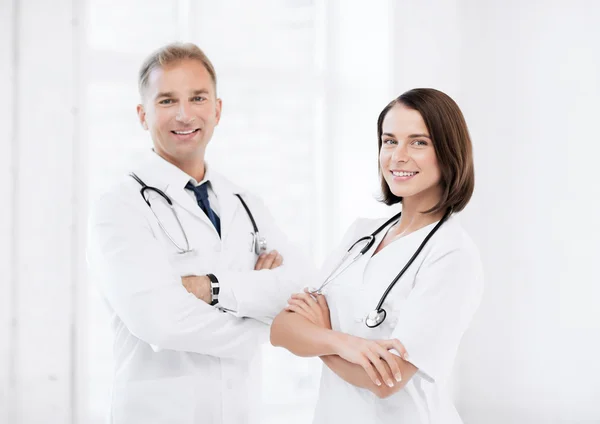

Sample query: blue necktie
[185,181,221,236]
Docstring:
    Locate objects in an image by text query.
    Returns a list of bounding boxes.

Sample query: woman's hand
[285,288,331,330]
[330,333,408,388]
[283,289,409,388]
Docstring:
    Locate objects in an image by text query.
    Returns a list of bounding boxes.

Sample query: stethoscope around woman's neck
[310,208,452,328]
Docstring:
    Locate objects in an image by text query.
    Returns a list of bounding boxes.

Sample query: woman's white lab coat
[87,151,309,424]
[312,215,483,424]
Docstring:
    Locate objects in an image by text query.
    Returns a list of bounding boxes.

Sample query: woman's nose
[391,144,409,163]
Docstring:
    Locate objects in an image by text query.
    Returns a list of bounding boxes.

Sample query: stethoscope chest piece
[251,232,268,255]
[365,309,387,328]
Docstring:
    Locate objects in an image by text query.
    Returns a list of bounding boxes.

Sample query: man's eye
[192,96,206,102]
[159,99,174,105]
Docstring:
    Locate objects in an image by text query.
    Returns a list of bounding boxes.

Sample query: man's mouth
[171,128,200,135]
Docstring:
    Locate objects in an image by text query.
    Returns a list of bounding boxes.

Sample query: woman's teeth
[392,171,417,177]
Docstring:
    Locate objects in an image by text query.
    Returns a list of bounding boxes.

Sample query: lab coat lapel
[165,184,209,223]
[357,220,392,285]
[209,170,245,245]
[133,151,216,230]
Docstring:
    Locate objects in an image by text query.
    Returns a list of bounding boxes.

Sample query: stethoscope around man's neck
[310,208,452,328]
[129,172,268,256]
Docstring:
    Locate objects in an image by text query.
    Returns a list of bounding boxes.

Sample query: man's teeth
[173,129,196,135]
[392,171,417,177]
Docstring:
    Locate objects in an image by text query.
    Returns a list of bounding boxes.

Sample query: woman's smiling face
[379,104,442,206]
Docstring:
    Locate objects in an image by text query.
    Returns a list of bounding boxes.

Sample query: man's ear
[137,104,148,130]
[215,98,222,125]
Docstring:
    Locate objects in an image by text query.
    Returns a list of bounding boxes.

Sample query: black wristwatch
[207,273,220,306]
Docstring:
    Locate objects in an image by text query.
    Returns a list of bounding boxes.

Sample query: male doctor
[87,42,309,424]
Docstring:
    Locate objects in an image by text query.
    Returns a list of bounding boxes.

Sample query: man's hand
[254,250,283,270]
[181,275,212,304]
[285,288,331,329]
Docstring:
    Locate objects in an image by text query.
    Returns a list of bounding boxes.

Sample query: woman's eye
[413,140,428,146]
[383,139,396,145]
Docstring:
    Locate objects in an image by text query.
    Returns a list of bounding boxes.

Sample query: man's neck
[154,149,206,182]
[178,159,206,183]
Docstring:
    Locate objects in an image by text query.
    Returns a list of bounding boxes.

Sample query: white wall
[455,1,599,422]
[326,0,394,244]
[0,0,85,423]
[0,1,16,422]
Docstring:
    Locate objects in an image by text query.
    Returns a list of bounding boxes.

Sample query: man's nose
[175,102,194,123]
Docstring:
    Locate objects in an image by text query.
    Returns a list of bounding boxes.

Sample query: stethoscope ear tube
[130,172,173,207]
[367,208,453,327]
[234,194,259,233]
[348,212,404,255]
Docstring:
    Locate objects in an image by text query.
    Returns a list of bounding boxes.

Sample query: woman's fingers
[365,349,395,388]
[315,296,329,313]
[284,304,316,324]
[373,344,402,383]
[287,298,317,321]
[293,291,318,304]
[358,358,383,387]
[312,294,331,328]
[310,290,329,312]
[378,339,409,361]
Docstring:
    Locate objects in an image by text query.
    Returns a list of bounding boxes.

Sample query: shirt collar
[133,149,245,195]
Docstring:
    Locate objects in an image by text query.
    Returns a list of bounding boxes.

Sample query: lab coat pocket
[112,375,195,424]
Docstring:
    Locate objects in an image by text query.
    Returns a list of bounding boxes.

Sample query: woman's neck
[392,193,445,238]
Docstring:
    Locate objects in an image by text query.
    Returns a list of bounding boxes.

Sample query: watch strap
[207,273,220,306]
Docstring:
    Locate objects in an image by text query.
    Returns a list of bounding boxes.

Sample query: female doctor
[270,88,483,423]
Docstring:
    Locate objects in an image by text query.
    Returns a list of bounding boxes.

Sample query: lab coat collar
[132,150,247,239]
[135,150,246,193]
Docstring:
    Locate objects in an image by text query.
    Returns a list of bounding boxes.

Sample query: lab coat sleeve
[389,246,484,383]
[215,196,316,320]
[87,191,268,360]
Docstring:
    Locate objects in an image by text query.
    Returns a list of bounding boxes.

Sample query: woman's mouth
[390,170,418,181]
